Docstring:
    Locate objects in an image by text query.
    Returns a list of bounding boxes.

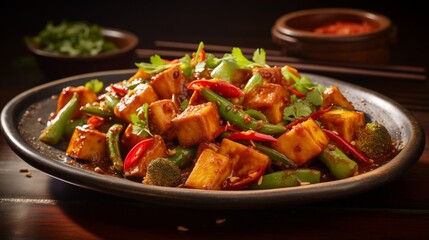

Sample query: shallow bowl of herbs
[25,21,139,80]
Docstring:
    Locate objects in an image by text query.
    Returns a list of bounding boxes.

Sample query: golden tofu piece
[184,148,231,190]
[120,123,150,153]
[196,141,220,158]
[318,109,365,142]
[254,66,295,87]
[322,86,355,110]
[271,118,329,166]
[57,86,98,119]
[188,90,207,106]
[150,65,187,99]
[125,135,167,178]
[171,102,221,146]
[218,138,269,179]
[114,83,158,123]
[127,68,152,83]
[230,68,252,87]
[149,99,179,135]
[243,83,287,124]
[66,126,107,162]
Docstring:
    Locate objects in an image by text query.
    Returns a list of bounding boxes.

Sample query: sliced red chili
[191,48,206,65]
[322,129,373,164]
[286,105,333,129]
[223,167,266,190]
[227,130,277,142]
[188,79,244,98]
[124,138,154,171]
[109,83,128,97]
[289,87,306,98]
[196,49,206,62]
[163,58,179,64]
[87,116,108,128]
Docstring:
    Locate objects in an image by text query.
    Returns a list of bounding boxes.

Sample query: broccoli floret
[355,122,392,159]
[143,158,181,187]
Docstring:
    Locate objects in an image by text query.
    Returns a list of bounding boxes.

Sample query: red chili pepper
[227,130,277,142]
[87,116,108,128]
[188,79,244,98]
[322,129,373,164]
[163,58,179,64]
[286,105,333,129]
[289,87,306,98]
[223,167,266,190]
[124,138,154,171]
[197,49,206,62]
[110,83,128,97]
[191,48,206,65]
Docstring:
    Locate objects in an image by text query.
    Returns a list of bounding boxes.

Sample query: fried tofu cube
[322,86,355,110]
[230,68,252,87]
[127,68,152,83]
[218,138,269,179]
[254,66,295,87]
[184,148,231,190]
[318,109,365,142]
[150,65,187,99]
[243,83,287,124]
[196,141,220,159]
[271,118,329,166]
[149,99,179,135]
[124,135,168,178]
[57,86,98,119]
[120,123,150,153]
[66,126,107,162]
[171,102,221,146]
[188,90,207,106]
[114,83,158,123]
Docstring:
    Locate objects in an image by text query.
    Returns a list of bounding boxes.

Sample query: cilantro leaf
[85,79,104,93]
[283,100,315,122]
[25,20,117,57]
[130,103,152,137]
[252,48,267,66]
[231,47,268,69]
[231,47,254,68]
[210,54,238,81]
[205,53,221,68]
[135,55,173,74]
[306,84,324,106]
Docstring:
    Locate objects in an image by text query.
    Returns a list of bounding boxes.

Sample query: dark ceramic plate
[1,69,425,209]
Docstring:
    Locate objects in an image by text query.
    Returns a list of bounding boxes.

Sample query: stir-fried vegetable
[39,92,79,145]
[200,88,287,135]
[39,41,398,190]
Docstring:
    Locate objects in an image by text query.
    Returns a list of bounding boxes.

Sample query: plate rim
[1,69,425,209]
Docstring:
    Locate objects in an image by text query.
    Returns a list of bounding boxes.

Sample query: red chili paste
[313,21,376,35]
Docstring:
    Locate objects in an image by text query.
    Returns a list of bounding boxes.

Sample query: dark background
[0,1,427,94]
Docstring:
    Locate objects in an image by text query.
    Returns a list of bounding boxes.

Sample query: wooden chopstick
[154,40,427,74]
[154,40,284,56]
[135,48,427,81]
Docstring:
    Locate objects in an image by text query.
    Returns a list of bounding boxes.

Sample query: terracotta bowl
[271,8,396,64]
[26,27,139,80]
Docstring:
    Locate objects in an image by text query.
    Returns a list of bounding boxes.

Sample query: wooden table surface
[1,3,429,240]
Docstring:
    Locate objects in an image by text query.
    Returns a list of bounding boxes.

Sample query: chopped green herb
[26,21,117,56]
[283,100,316,122]
[135,55,174,74]
[231,47,268,69]
[85,79,104,93]
[131,103,152,137]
